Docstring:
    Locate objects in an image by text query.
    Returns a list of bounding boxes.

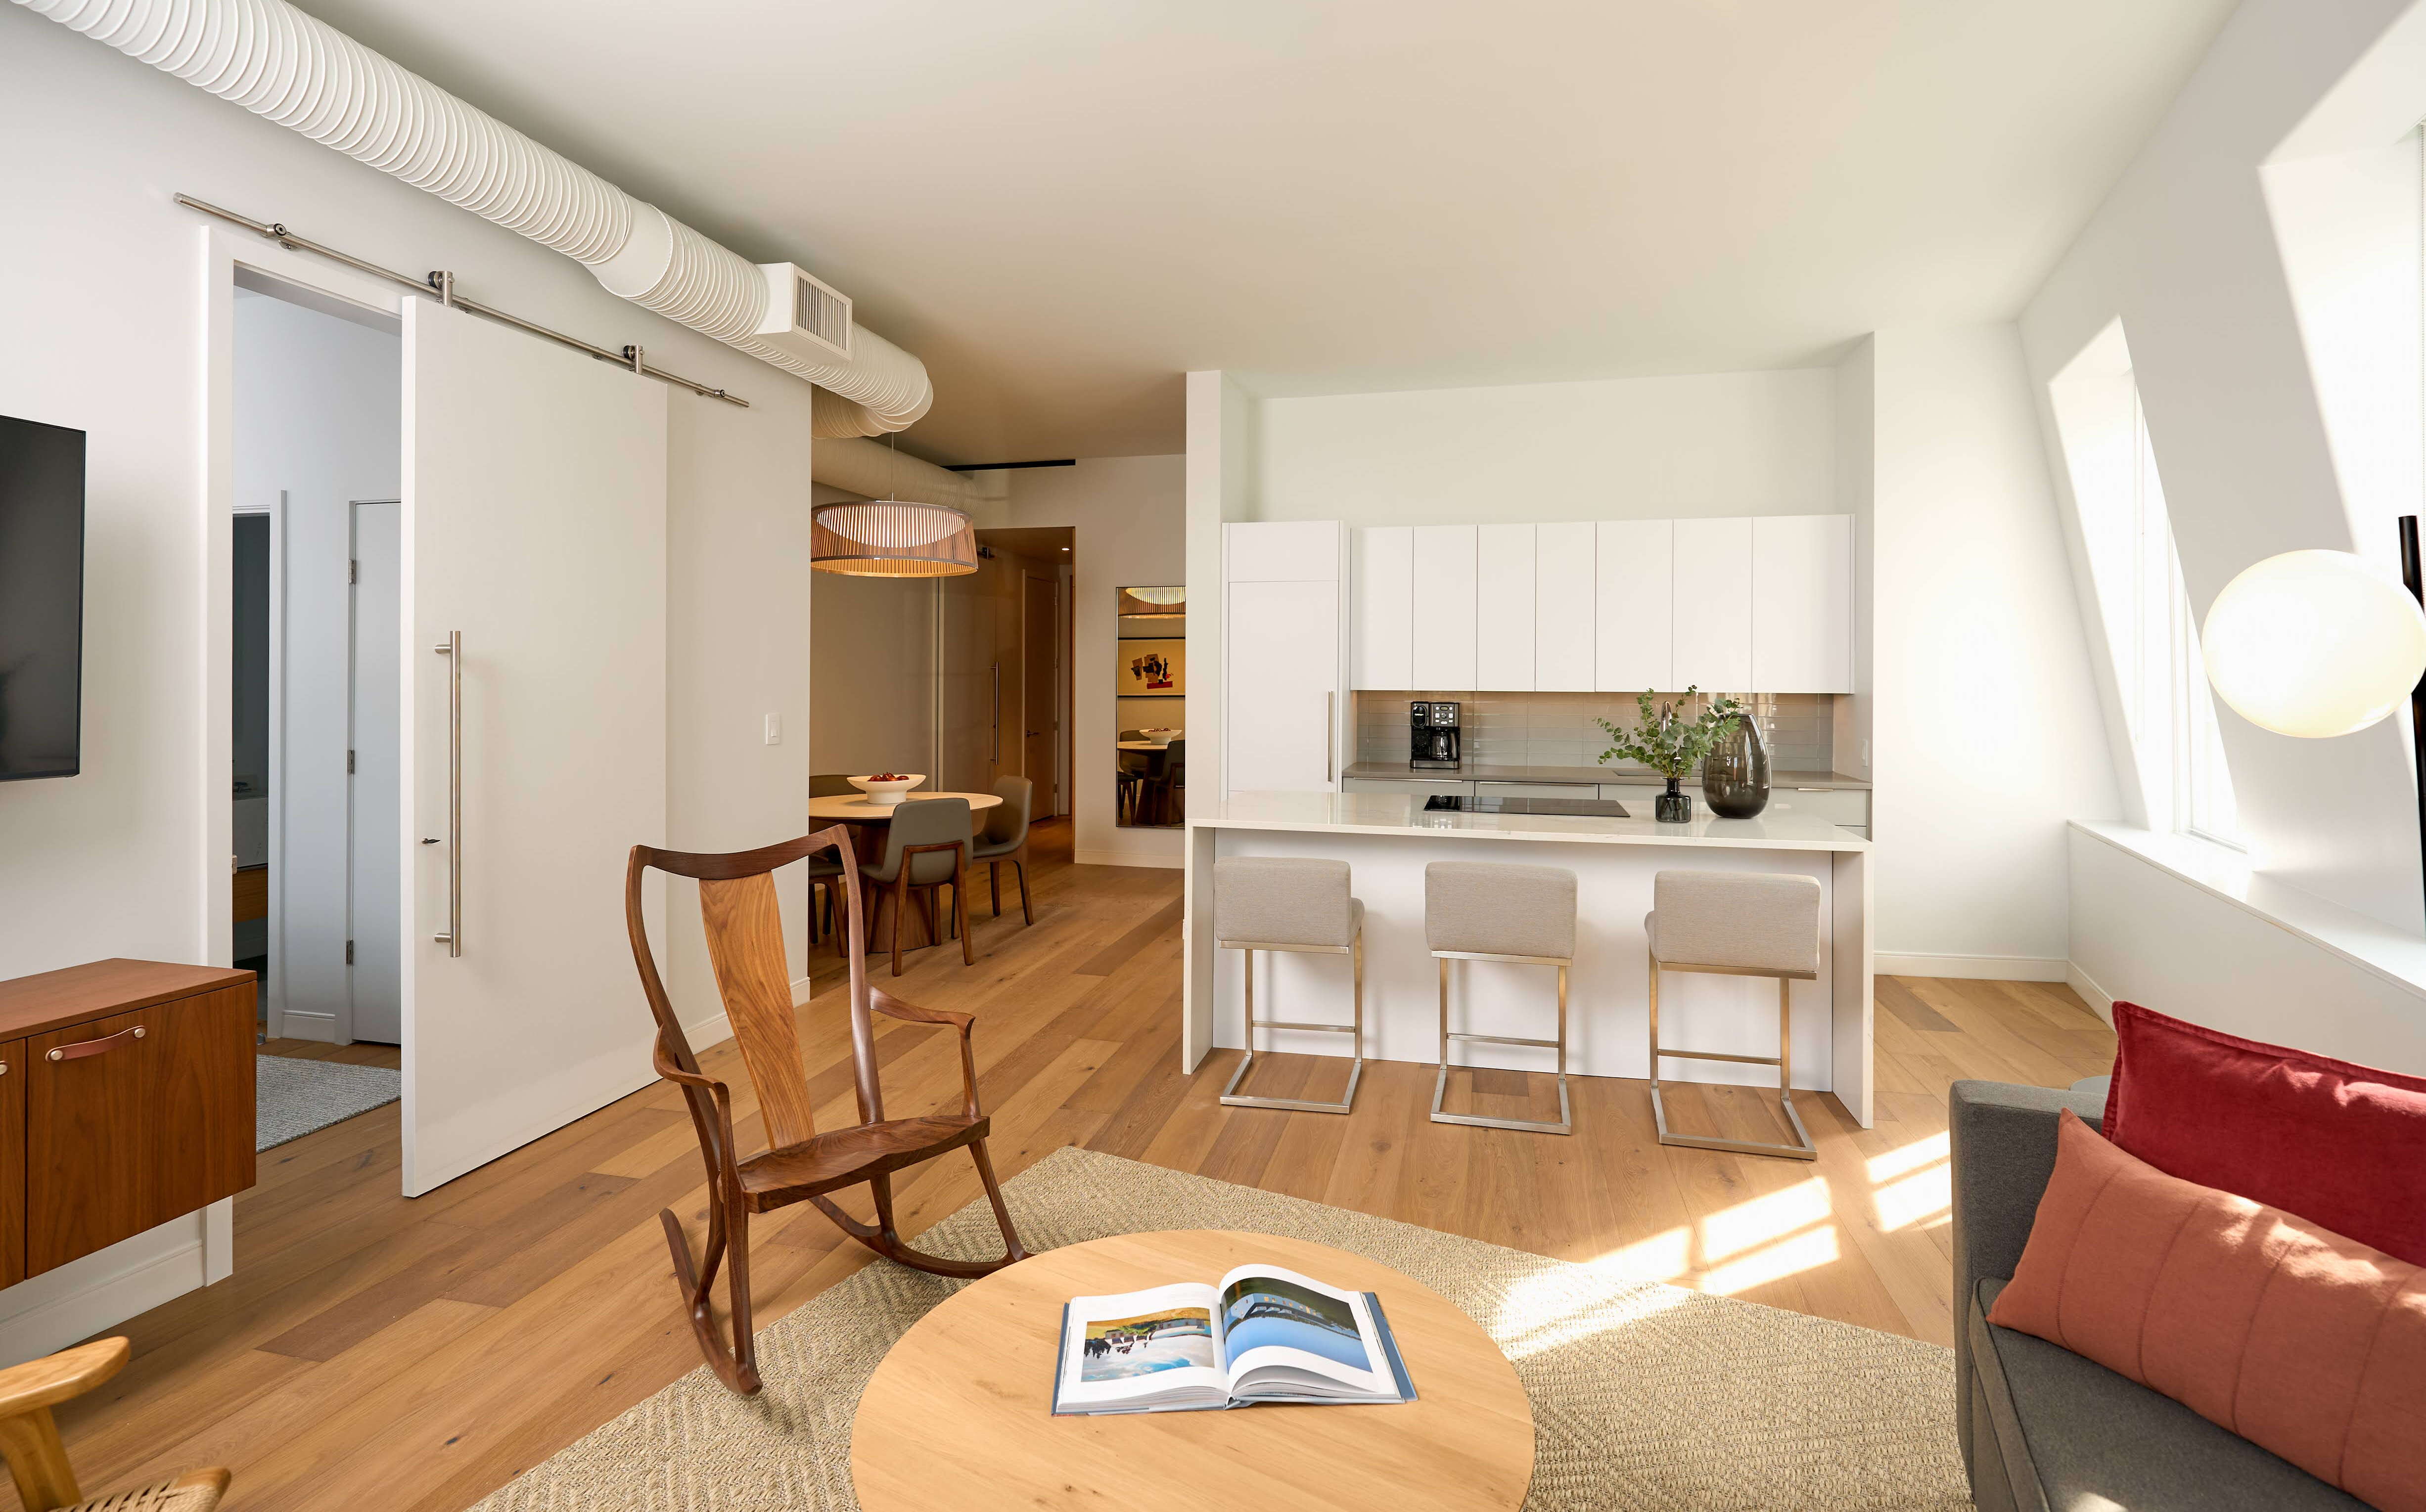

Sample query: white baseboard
[1075,849,1183,869]
[1874,952,2069,982]
[791,975,814,1005]
[0,1203,224,1367]
[2065,961,2116,1024]
[687,1010,734,1053]
[277,1008,339,1043]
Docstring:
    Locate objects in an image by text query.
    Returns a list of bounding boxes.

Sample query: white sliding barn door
[400,300,669,1197]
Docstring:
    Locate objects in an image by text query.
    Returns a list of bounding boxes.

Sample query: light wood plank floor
[52,820,2112,1511]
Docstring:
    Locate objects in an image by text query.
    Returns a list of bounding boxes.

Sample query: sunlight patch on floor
[1700,1177,1830,1260]
[1489,1231,1695,1359]
[1868,1131,1951,1231]
[1703,1224,1839,1295]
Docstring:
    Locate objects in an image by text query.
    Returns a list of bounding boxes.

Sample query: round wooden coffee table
[852,1229,1533,1512]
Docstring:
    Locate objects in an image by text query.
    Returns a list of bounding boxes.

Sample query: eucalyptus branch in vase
[1595,688,1744,822]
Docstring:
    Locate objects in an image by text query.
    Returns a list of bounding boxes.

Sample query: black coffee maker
[1410,701,1462,769]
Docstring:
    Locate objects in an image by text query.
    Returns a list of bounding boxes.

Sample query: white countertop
[1193,790,1869,852]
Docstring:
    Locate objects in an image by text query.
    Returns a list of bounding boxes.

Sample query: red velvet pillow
[2104,1001,2426,1267]
[1988,1112,2426,1511]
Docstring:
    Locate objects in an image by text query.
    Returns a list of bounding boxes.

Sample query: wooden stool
[1426,861,1575,1135]
[1646,869,1821,1160]
[1215,857,1364,1114]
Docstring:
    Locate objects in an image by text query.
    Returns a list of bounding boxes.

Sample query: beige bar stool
[1427,861,1576,1135]
[1646,869,1821,1160]
[1215,857,1365,1114]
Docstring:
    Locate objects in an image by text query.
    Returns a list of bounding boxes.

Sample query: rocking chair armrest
[870,989,984,1120]
[652,1038,741,1171]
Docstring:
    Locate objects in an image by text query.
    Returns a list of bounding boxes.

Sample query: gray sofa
[1949,1080,2365,1512]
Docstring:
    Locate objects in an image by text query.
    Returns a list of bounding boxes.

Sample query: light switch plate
[764,713,781,746]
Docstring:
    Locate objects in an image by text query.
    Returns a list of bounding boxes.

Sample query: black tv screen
[0,416,85,781]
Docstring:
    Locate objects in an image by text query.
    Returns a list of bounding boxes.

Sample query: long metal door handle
[1325,691,1335,784]
[434,631,462,957]
[48,1025,144,1063]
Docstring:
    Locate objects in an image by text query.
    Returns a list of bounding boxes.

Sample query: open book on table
[1051,1263,1417,1415]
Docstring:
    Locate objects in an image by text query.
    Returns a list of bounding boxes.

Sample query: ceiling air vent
[753,263,854,362]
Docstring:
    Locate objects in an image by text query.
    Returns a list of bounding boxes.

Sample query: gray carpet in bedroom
[256,1053,401,1151]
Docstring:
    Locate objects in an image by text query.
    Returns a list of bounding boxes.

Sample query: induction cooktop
[1422,794,1632,818]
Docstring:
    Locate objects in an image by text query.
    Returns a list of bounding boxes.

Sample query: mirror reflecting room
[1115,586,1184,827]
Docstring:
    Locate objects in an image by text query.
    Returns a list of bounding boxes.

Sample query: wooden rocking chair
[625,825,1029,1395]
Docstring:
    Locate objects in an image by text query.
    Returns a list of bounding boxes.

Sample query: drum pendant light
[811,434,978,577]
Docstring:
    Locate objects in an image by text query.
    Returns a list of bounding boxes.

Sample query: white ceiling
[297,0,2234,461]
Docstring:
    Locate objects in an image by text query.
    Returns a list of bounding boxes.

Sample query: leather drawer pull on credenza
[47,1024,144,1063]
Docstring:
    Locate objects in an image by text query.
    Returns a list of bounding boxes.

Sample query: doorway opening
[229,279,403,1046]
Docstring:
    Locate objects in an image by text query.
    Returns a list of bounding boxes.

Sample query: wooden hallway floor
[50,819,2114,1511]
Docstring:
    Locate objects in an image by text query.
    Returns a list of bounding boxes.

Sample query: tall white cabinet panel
[1410,525,1478,690]
[1352,526,1413,690]
[1225,579,1344,793]
[1671,517,1754,691]
[1474,524,1536,692]
[1535,522,1596,691]
[1595,520,1673,693]
[1751,514,1854,693]
[1225,521,1346,796]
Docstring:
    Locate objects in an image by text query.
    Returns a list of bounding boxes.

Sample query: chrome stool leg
[1648,952,1817,1160]
[1429,950,1573,1135]
[1218,931,1364,1114]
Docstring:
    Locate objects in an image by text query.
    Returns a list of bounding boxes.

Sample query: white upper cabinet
[1751,514,1854,693]
[1224,519,1341,582]
[1352,526,1413,689]
[1474,524,1536,692]
[1410,525,1478,690]
[1671,516,1753,691]
[1534,522,1596,691]
[1595,519,1673,693]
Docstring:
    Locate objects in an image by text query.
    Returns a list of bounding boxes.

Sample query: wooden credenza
[0,961,257,1285]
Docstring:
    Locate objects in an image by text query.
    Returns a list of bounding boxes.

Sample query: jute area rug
[469,1147,1970,1511]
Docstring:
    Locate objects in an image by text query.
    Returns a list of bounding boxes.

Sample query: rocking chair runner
[625,825,1029,1395]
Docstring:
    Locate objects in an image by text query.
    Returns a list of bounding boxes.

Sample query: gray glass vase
[1701,712,1771,818]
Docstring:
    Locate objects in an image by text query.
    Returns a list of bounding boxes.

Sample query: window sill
[2070,821,2426,1004]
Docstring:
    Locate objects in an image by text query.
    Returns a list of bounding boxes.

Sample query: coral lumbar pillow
[2103,999,2426,1266]
[1989,1111,2426,1511]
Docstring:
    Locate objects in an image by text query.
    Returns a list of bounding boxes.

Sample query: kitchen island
[1182,791,1874,1127]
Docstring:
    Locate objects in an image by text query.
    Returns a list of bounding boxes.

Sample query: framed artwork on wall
[1118,638,1186,697]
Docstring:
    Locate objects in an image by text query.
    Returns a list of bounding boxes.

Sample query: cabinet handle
[434,631,462,957]
[1325,692,1334,784]
[48,1025,144,1063]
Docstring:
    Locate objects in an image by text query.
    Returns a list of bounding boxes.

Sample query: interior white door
[1534,522,1596,692]
[1750,514,1854,693]
[348,499,403,1043]
[1410,525,1477,690]
[1225,579,1341,793]
[1595,519,1674,692]
[1672,516,1753,691]
[1474,524,1535,692]
[401,299,669,1197]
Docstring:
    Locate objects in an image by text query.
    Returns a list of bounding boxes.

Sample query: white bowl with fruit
[847,772,926,806]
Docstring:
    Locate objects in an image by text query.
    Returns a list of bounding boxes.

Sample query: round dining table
[808,790,1004,823]
[1114,740,1172,752]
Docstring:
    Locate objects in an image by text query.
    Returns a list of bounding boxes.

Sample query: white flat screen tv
[0,414,85,781]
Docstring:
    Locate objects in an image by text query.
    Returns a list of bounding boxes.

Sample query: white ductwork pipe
[813,438,1004,513]
[16,0,931,434]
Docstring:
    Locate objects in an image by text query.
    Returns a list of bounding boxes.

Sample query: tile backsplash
[1358,690,1838,775]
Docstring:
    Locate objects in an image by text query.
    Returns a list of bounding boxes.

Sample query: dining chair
[1144,739,1186,826]
[625,827,1028,1395]
[805,775,857,946]
[861,797,975,975]
[972,775,1035,925]
[0,1337,230,1510]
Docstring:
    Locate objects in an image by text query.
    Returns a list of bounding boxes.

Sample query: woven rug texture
[468,1145,1971,1511]
[255,1054,401,1152]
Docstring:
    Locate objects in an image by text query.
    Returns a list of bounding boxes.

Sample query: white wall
[807,484,938,783]
[232,290,401,1037]
[1252,369,1836,524]
[0,8,810,1037]
[2018,0,2426,932]
[1866,326,2121,976]
[1006,455,1187,867]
